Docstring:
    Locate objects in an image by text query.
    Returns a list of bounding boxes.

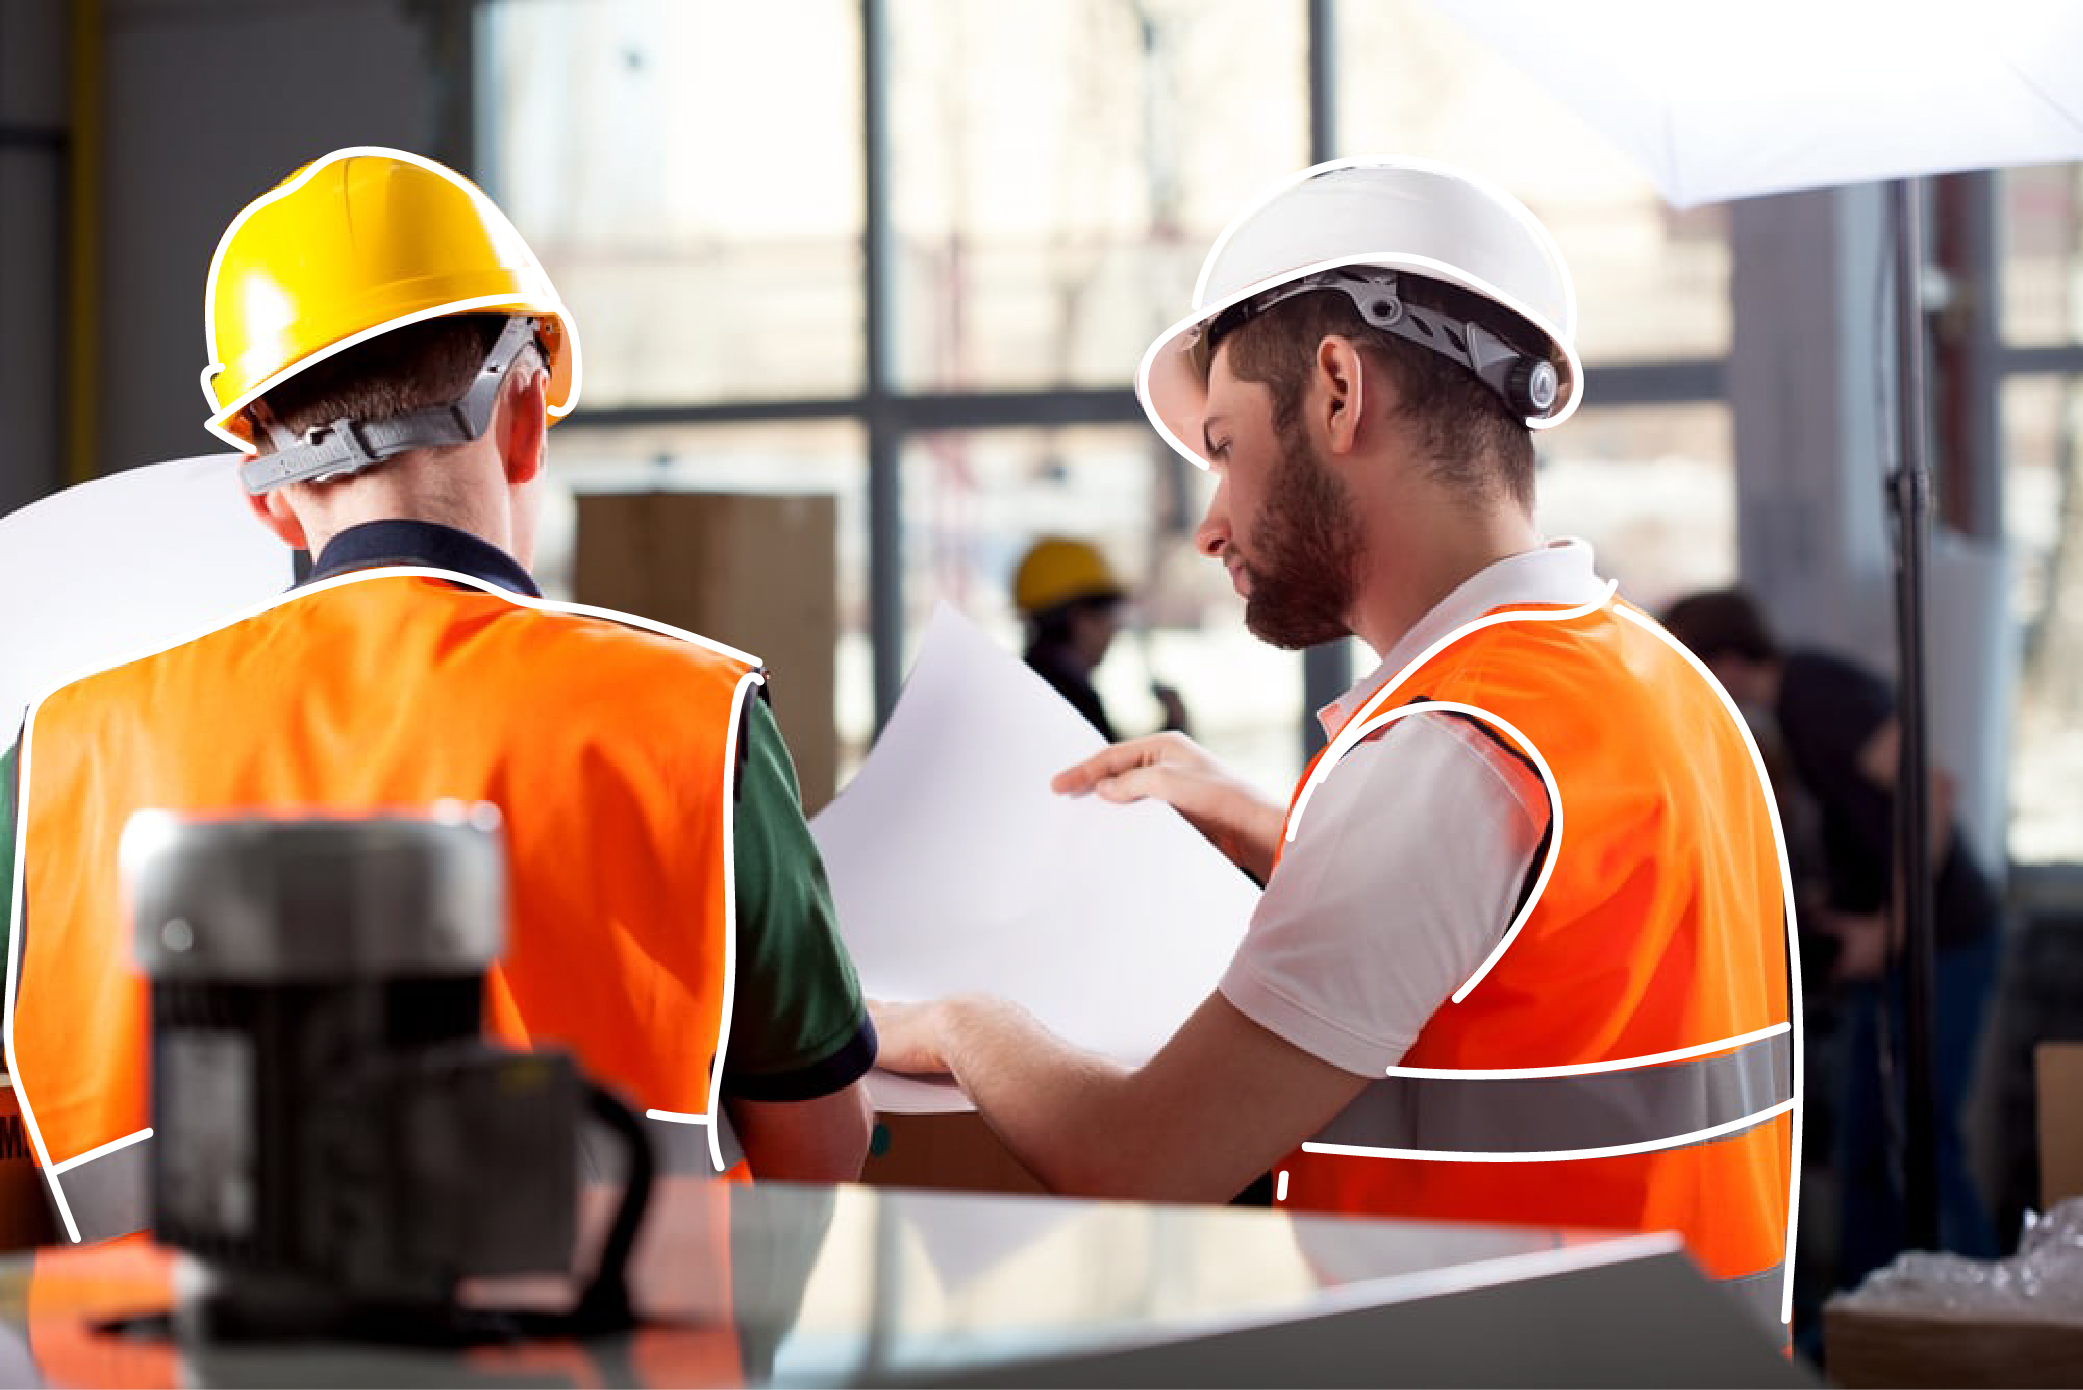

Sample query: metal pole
[408,0,478,177]
[1889,176,1940,1253]
[1300,0,1349,762]
[1934,171,2002,541]
[64,0,101,486]
[862,0,904,727]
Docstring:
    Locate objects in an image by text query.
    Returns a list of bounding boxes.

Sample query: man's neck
[1347,505,1543,656]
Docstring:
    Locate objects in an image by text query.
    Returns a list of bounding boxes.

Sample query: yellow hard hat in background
[1014,538,1126,616]
[199,146,581,450]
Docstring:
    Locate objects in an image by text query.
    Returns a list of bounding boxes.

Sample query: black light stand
[1887,176,1941,1253]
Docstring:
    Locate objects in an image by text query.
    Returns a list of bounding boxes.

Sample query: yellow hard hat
[199,146,581,450]
[1014,538,1125,616]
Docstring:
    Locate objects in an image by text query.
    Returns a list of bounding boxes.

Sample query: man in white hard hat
[874,158,1797,1334]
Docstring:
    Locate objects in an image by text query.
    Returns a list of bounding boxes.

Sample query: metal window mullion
[1301,0,1349,763]
[862,0,903,729]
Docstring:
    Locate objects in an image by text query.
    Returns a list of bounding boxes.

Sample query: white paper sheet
[0,455,293,728]
[813,604,1260,1114]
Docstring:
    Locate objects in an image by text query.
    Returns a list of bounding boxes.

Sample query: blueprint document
[0,455,293,728]
[811,604,1260,1113]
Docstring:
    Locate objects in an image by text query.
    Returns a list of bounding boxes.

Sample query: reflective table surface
[0,1178,1811,1387]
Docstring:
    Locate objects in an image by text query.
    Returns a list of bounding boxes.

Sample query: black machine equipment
[120,805,652,1344]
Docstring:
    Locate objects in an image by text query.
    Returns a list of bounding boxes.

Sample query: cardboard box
[2038,1042,2083,1210]
[1819,1046,2083,1387]
[573,491,838,813]
[860,1111,1046,1197]
[1825,1304,2083,1388]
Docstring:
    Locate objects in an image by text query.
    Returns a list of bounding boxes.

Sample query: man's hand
[871,990,1367,1203]
[1052,732,1282,882]
[868,997,958,1076]
[1824,910,1890,984]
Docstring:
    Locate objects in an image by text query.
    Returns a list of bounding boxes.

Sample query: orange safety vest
[12,569,759,1243]
[1275,597,1794,1334]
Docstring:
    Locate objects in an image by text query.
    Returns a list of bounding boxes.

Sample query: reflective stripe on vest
[48,1133,150,1245]
[1304,1028,1792,1161]
[1723,1260,1790,1341]
[642,1108,748,1176]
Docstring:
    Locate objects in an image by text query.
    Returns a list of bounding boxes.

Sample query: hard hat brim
[201,299,582,451]
[1136,249,1584,473]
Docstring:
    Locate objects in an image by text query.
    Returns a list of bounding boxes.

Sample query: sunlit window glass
[480,1,865,405]
[887,0,1308,392]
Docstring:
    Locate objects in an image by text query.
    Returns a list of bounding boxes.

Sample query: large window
[2005,372,2083,864]
[1536,401,1738,610]
[887,1,1307,393]
[1337,0,1732,366]
[2001,165,2083,864]
[482,0,865,405]
[482,0,1739,804]
[2002,164,2083,350]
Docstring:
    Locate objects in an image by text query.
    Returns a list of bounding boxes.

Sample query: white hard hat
[1137,157,1583,471]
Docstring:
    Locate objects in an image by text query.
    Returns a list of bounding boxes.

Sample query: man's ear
[1314,335,1369,456]
[243,472,310,550]
[497,366,549,487]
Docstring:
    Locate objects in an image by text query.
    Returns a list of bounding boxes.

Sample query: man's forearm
[935,996,1140,1197]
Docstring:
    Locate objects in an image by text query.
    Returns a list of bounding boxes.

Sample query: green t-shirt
[0,702,870,1099]
[723,698,874,1097]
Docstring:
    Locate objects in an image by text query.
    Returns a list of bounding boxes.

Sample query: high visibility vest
[1275,596,1795,1335]
[11,570,759,1243]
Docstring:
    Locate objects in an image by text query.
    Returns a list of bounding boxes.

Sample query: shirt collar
[304,519,542,598]
[1316,538,1608,736]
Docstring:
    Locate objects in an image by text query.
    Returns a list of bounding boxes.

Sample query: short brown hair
[1213,284,1537,512]
[1661,589,1781,664]
[253,314,512,447]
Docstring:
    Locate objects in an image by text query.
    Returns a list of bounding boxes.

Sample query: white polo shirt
[1218,539,1612,1076]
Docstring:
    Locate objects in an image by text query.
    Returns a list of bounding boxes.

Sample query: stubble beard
[1238,434,1365,651]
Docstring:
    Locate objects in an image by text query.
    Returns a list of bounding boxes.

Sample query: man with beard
[872,159,1794,1335]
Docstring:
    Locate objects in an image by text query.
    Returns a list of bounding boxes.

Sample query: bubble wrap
[1831,1197,2083,1323]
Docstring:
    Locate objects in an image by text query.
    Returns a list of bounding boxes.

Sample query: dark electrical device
[122,807,651,1344]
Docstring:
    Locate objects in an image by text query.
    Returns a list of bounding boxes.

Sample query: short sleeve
[1218,714,1550,1076]
[723,698,875,1100]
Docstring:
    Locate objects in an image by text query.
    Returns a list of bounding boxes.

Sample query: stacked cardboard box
[1823,1043,2083,1388]
[573,490,838,813]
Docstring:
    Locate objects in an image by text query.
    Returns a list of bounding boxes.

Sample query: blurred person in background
[1662,588,2002,1292]
[1013,535,1189,741]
